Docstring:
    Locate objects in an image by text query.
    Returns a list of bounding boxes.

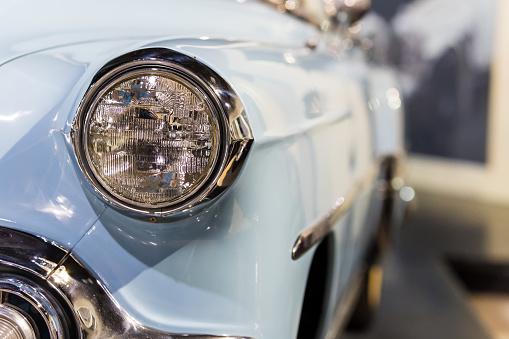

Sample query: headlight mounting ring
[71,48,253,216]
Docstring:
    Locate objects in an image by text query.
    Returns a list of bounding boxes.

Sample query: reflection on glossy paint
[283,52,296,64]
[368,97,380,111]
[386,87,401,110]
[0,110,31,121]
[53,53,85,66]
[0,217,16,224]
[304,91,322,118]
[37,195,75,221]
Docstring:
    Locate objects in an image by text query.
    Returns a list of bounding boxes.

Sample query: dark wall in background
[371,0,492,163]
[371,0,413,21]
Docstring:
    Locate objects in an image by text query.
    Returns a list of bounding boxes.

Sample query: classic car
[0,0,407,338]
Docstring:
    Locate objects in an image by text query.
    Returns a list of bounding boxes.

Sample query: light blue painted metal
[0,40,147,247]
[0,38,224,247]
[0,0,403,337]
[0,0,315,66]
[69,38,384,337]
[367,67,405,157]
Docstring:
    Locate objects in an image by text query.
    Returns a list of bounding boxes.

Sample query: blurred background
[342,0,509,338]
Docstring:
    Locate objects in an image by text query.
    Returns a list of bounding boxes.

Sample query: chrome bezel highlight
[72,48,254,216]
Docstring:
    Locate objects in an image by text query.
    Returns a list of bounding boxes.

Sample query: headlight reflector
[80,68,220,210]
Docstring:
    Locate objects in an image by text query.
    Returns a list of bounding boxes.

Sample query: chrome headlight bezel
[71,48,253,216]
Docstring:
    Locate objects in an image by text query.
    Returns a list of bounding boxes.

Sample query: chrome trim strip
[71,48,254,217]
[0,229,68,279]
[0,227,254,339]
[292,158,384,260]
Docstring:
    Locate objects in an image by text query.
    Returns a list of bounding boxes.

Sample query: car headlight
[72,49,253,216]
[83,69,220,208]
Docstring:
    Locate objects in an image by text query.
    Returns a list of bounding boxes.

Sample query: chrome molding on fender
[71,48,254,216]
[292,196,346,260]
[292,157,392,260]
[0,227,254,339]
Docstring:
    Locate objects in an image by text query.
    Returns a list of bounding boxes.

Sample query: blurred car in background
[0,0,407,338]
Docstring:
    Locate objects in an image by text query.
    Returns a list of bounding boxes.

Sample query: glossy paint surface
[367,66,405,157]
[0,1,402,338]
[0,40,151,247]
[70,38,384,337]
[0,0,314,66]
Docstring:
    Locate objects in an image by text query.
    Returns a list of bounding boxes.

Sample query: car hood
[0,0,314,66]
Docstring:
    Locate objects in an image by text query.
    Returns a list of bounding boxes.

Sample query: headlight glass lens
[84,70,219,208]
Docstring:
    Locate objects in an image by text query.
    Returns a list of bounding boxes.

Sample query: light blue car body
[0,1,404,338]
